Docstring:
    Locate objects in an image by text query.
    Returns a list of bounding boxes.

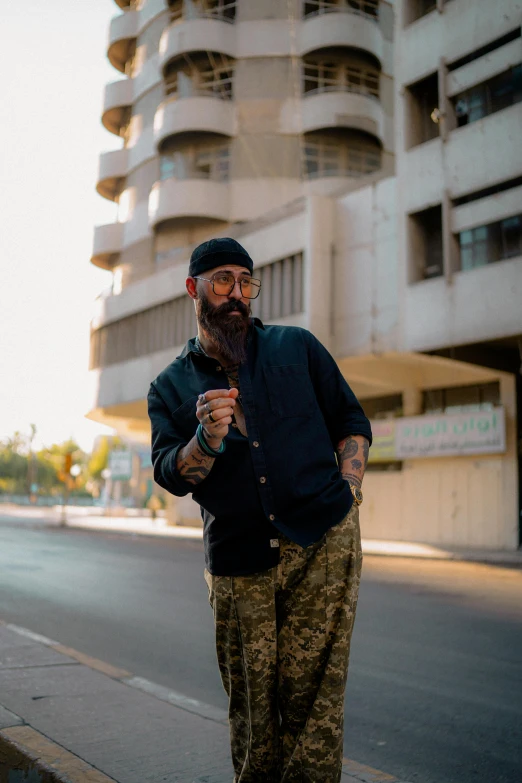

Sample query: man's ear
[186,277,198,300]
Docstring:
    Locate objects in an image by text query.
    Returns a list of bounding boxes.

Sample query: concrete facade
[89,0,522,549]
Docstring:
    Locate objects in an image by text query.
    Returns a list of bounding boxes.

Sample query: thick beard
[197,293,251,365]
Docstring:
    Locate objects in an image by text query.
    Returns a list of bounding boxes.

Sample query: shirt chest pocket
[170,396,199,439]
[263,364,316,418]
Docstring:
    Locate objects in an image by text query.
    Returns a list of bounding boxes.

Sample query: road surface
[0,516,520,783]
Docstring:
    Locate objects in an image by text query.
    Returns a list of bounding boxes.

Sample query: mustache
[213,299,250,317]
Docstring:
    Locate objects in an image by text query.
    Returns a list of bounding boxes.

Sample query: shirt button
[253,441,259,448]
[232,423,238,428]
[216,366,222,371]
[269,514,275,521]
[260,476,266,484]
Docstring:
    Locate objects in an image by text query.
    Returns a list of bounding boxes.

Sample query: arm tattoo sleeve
[176,436,215,486]
[337,435,370,488]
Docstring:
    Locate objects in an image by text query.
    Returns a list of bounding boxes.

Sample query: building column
[499,372,519,549]
[403,387,423,416]
[438,57,459,280]
[303,195,335,352]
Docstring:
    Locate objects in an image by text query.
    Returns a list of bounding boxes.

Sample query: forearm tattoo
[338,437,359,461]
[176,436,215,485]
[337,435,370,488]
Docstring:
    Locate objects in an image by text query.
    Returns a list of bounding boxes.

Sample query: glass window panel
[460,246,473,271]
[459,229,473,246]
[501,215,522,259]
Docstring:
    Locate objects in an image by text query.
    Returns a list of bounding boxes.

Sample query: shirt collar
[178,317,265,359]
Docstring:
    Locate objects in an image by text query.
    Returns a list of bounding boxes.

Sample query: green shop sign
[369,408,506,461]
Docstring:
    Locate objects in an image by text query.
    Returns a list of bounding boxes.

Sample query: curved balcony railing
[302,90,384,142]
[96,149,129,201]
[149,178,230,228]
[302,1,379,23]
[159,18,237,73]
[299,8,383,64]
[107,10,139,73]
[91,222,125,269]
[102,79,134,136]
[154,96,236,149]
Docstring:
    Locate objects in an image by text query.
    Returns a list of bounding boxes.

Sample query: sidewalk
[0,621,408,783]
[1,504,521,567]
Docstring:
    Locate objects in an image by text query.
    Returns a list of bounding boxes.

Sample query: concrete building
[89,0,522,550]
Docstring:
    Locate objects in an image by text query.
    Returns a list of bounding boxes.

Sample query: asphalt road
[0,516,521,783]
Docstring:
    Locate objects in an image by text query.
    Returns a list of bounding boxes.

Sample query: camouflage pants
[204,503,363,783]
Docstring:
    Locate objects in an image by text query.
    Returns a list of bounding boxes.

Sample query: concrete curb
[0,725,116,782]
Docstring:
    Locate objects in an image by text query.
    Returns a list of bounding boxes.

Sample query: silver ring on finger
[199,393,206,404]
[208,411,217,424]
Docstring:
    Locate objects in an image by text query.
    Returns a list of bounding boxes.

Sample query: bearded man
[148,237,372,783]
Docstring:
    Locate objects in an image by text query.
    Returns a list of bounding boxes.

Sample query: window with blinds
[250,253,304,322]
[90,296,197,369]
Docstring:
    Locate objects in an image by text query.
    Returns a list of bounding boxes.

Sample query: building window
[303,0,379,20]
[408,205,443,281]
[404,0,436,25]
[362,395,403,419]
[423,383,500,415]
[453,65,522,127]
[194,0,236,22]
[405,72,440,147]
[164,54,234,99]
[196,60,234,99]
[168,0,183,22]
[164,69,178,97]
[90,296,198,369]
[303,133,381,179]
[250,253,304,322]
[459,215,522,271]
[167,0,237,23]
[303,59,380,98]
[160,143,230,182]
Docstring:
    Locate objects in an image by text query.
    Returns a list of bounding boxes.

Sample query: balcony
[107,10,139,73]
[91,222,125,269]
[302,90,384,142]
[102,79,134,135]
[299,9,383,64]
[154,97,236,149]
[159,19,237,73]
[96,148,129,201]
[149,179,230,228]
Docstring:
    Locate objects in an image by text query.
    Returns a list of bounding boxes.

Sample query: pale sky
[0,1,124,451]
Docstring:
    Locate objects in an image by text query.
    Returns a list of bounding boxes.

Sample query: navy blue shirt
[148,320,372,576]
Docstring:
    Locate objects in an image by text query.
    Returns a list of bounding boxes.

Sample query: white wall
[334,177,399,357]
[404,256,522,352]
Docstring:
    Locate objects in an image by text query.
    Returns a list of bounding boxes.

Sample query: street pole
[60,452,72,527]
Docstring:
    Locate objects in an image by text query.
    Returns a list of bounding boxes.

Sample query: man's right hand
[197,388,239,447]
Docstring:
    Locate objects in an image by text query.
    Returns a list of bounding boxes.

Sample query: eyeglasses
[194,273,262,300]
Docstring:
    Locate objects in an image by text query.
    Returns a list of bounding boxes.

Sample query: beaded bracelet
[196,423,226,457]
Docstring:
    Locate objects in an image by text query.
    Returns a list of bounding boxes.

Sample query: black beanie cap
[188,237,254,278]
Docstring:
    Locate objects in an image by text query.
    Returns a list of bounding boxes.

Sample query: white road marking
[6,624,59,647]
[124,676,228,724]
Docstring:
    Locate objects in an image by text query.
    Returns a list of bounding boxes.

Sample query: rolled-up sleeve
[304,331,372,447]
[147,384,194,497]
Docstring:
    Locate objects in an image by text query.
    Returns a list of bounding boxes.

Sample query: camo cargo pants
[204,503,363,783]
